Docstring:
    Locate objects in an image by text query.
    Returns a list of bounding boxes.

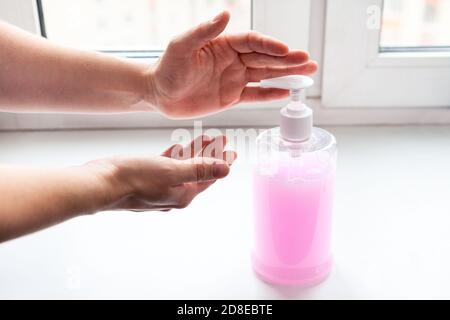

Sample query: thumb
[173,157,230,184]
[171,11,230,52]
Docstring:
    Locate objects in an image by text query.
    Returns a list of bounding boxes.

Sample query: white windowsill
[0,125,450,299]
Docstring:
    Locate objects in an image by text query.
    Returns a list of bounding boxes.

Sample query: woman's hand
[95,135,236,212]
[146,11,317,118]
[0,135,235,242]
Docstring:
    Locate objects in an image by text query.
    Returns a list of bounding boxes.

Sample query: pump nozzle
[260,75,314,142]
[260,75,314,90]
[261,75,314,102]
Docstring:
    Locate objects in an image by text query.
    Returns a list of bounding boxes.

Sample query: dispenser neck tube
[290,89,302,102]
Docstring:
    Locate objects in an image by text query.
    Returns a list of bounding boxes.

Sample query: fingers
[178,135,213,159]
[226,31,289,56]
[161,144,183,158]
[201,135,227,158]
[186,135,213,158]
[172,150,237,208]
[173,157,230,184]
[166,150,237,210]
[169,11,230,53]
[240,50,309,68]
[222,150,237,165]
[246,61,318,82]
[191,151,237,193]
[240,87,289,103]
[195,150,237,187]
[164,134,235,185]
[163,135,226,160]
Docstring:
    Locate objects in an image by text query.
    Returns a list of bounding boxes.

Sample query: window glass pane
[380,0,450,48]
[41,0,251,50]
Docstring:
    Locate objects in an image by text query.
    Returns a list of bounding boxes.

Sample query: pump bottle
[252,75,337,286]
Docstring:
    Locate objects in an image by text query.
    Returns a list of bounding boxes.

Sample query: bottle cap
[260,75,314,142]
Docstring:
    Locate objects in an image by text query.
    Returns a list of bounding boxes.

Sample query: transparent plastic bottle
[252,76,337,286]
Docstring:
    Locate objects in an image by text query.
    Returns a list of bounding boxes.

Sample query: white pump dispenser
[260,75,314,142]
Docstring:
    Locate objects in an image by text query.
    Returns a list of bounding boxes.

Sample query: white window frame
[322,0,450,108]
[0,0,449,130]
[310,0,450,125]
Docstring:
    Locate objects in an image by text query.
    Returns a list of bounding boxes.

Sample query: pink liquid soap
[252,151,336,286]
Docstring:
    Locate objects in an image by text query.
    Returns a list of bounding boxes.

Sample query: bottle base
[252,254,332,287]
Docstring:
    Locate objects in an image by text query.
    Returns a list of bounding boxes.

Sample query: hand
[95,135,236,212]
[146,11,317,119]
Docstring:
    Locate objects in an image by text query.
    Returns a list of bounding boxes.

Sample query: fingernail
[306,61,318,72]
[213,163,229,178]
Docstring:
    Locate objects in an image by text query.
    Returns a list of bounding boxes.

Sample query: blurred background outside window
[381,0,450,49]
[41,0,251,51]
[42,0,450,51]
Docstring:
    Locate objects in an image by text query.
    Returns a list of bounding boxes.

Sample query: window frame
[309,0,450,126]
[321,0,450,108]
[0,0,449,130]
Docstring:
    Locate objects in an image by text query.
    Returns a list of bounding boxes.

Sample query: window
[0,0,448,129]
[39,0,251,52]
[321,0,450,108]
[380,0,450,49]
